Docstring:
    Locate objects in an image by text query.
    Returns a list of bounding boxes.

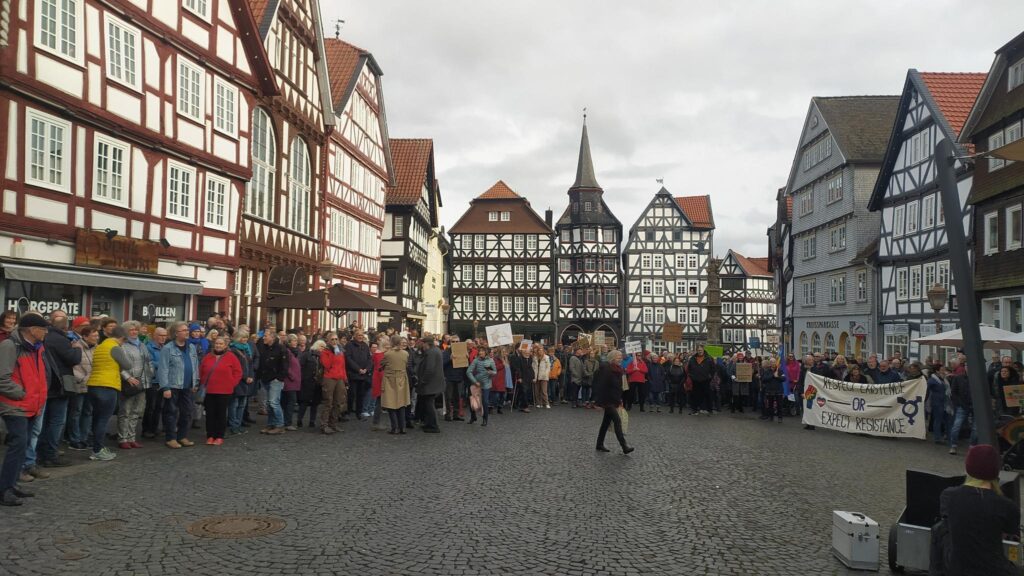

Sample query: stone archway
[596,324,618,347]
[559,324,585,346]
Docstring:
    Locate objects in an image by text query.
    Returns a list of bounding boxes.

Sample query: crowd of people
[0,307,1019,507]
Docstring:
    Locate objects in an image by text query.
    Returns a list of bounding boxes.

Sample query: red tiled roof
[246,0,271,30]
[731,252,772,277]
[675,195,714,229]
[919,72,987,137]
[388,139,433,205]
[323,38,365,111]
[478,180,520,200]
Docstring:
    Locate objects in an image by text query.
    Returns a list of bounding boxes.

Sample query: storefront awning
[2,261,204,295]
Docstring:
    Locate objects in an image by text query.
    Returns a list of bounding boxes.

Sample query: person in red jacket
[0,313,50,506]
[624,353,648,412]
[318,332,349,434]
[199,337,243,446]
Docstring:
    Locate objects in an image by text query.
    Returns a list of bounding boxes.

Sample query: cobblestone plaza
[0,407,966,575]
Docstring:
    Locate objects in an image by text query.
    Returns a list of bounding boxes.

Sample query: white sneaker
[545,404,551,409]
[948,447,957,455]
[89,448,117,461]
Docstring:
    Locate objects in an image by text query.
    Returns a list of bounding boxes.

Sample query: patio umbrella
[913,325,1024,352]
[258,284,418,315]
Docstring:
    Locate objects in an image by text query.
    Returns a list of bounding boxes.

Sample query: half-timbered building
[786,96,898,361]
[382,138,441,332]
[321,37,393,331]
[0,0,274,322]
[554,122,623,346]
[448,181,555,341]
[869,71,985,361]
[719,251,777,355]
[622,188,714,352]
[235,0,332,331]
[961,32,1024,360]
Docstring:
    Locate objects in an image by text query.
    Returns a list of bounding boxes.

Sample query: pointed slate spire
[571,119,601,190]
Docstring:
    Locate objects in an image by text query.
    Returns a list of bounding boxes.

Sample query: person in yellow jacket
[86,326,128,461]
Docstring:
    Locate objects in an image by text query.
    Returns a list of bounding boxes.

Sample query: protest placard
[513,334,524,345]
[801,373,927,439]
[451,342,469,368]
[662,322,683,343]
[485,323,514,347]
[519,339,533,353]
[735,363,752,383]
[1005,384,1024,408]
[593,330,605,346]
[624,340,642,355]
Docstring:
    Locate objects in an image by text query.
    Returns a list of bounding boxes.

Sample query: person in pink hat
[939,444,1019,575]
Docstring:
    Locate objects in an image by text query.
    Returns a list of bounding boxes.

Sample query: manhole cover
[186,515,286,539]
[85,519,127,534]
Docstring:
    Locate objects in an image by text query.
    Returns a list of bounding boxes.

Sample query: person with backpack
[466,347,497,426]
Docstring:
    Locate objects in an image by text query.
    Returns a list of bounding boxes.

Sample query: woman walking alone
[593,350,634,455]
[199,337,243,445]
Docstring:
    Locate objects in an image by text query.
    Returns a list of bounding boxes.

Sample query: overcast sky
[321,1,1024,258]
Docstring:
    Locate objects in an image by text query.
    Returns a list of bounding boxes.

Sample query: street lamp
[927,283,948,334]
[319,259,334,332]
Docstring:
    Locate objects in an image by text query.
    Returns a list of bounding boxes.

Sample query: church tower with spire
[554,120,624,346]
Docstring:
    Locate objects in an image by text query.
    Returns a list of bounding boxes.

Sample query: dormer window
[501,211,510,221]
[488,211,498,221]
[1010,58,1024,91]
[584,201,592,212]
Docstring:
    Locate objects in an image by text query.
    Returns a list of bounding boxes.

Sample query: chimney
[545,208,553,228]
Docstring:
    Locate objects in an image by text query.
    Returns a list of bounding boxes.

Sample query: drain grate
[186,515,286,539]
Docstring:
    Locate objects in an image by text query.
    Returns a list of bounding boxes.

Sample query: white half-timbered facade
[448,181,555,341]
[235,0,333,331]
[869,71,985,362]
[0,0,275,322]
[554,122,623,345]
[623,189,714,352]
[719,251,778,355]
[322,38,394,331]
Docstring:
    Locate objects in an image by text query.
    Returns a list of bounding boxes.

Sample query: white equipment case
[832,510,879,571]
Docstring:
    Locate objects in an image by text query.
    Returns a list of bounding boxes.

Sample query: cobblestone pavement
[0,405,975,575]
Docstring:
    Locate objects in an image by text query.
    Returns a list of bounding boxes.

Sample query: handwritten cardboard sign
[519,339,533,353]
[485,323,514,347]
[662,322,683,343]
[624,340,642,355]
[1005,384,1024,408]
[451,342,469,368]
[735,363,753,383]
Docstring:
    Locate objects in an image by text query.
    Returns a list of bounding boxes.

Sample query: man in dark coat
[255,330,288,434]
[686,345,715,415]
[415,336,444,433]
[344,331,372,419]
[442,342,465,422]
[509,347,534,413]
[36,310,80,469]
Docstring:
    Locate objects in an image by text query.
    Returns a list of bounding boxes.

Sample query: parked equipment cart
[888,468,1022,572]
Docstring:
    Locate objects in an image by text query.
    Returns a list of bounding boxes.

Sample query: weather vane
[335,19,345,39]
[583,107,587,125]
[656,178,664,185]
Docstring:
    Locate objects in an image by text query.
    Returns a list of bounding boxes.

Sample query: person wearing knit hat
[938,444,1019,575]
[71,317,90,331]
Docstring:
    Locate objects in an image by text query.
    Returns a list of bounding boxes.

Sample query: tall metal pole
[934,138,996,446]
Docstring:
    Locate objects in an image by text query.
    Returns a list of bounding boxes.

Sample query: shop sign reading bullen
[75,229,160,274]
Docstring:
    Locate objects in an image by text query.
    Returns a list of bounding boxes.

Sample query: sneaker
[130,442,143,449]
[213,438,224,446]
[89,448,116,461]
[949,447,957,455]
[206,437,215,445]
[284,425,298,431]
[0,489,22,507]
[178,438,195,447]
[118,442,133,450]
[360,412,371,419]
[67,442,88,451]
[18,471,34,483]
[266,427,285,435]
[11,486,34,498]
[40,456,72,468]
[545,404,551,409]
[25,466,49,479]
[689,411,700,416]
[165,440,182,449]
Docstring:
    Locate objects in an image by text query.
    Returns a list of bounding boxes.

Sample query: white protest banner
[624,340,642,355]
[485,323,514,347]
[801,373,927,439]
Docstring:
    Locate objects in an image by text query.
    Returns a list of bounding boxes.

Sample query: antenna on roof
[582,107,587,125]
[334,19,345,39]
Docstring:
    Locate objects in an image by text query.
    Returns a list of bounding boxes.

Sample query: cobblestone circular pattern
[186,515,286,539]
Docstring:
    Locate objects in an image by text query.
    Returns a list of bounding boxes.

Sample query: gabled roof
[813,96,900,163]
[868,70,985,211]
[323,39,364,111]
[570,123,601,190]
[479,180,520,200]
[388,139,433,206]
[674,195,714,229]
[246,0,275,38]
[449,181,552,234]
[726,251,771,278]
[226,0,278,95]
[961,30,1024,142]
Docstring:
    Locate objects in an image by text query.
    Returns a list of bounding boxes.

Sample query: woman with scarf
[199,337,243,445]
[227,330,254,435]
[993,366,1021,416]
[593,350,634,454]
[666,354,687,414]
[112,321,152,449]
[282,334,302,430]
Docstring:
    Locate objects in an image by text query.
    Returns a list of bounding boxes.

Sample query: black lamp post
[319,259,334,332]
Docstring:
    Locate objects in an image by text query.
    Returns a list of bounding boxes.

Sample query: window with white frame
[489,296,499,314]
[909,129,932,165]
[514,266,524,283]
[177,58,205,122]
[527,297,538,314]
[688,281,698,296]
[688,254,698,269]
[654,307,665,324]
[906,200,919,235]
[1008,205,1023,250]
[167,162,196,222]
[641,279,652,296]
[584,201,593,212]
[922,194,936,229]
[653,280,664,297]
[183,0,210,19]
[559,289,571,307]
[514,297,524,314]
[1010,58,1024,91]
[37,0,80,62]
[642,307,653,324]
[476,296,486,313]
[990,131,1006,171]
[214,78,237,136]
[204,175,229,230]
[500,211,510,221]
[461,266,471,284]
[857,270,867,302]
[811,332,822,353]
[802,136,832,171]
[689,308,699,325]
[513,235,524,250]
[653,253,664,269]
[604,288,618,308]
[526,266,537,282]
[923,263,936,293]
[675,254,686,269]
[885,334,909,360]
[106,17,140,90]
[675,281,685,296]
[827,174,843,204]
[560,229,570,243]
[722,302,732,315]
[288,138,311,235]
[896,268,908,300]
[26,109,70,193]
[803,279,816,306]
[583,228,596,242]
[802,235,816,260]
[526,235,537,250]
[474,235,485,251]
[825,333,836,355]
[985,212,1000,255]
[487,211,497,221]
[93,135,129,205]
[470,264,482,283]
[641,254,652,269]
[1008,122,1023,166]
[393,216,404,238]
[893,205,906,237]
[799,189,814,216]
[248,109,276,221]
[937,260,950,290]
[830,274,845,304]
[829,225,846,252]
[558,258,570,273]
[909,266,922,299]
[734,302,744,315]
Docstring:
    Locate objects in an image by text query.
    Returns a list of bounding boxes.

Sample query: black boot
[596,445,611,452]
[12,486,34,498]
[0,489,22,506]
[622,445,635,455]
